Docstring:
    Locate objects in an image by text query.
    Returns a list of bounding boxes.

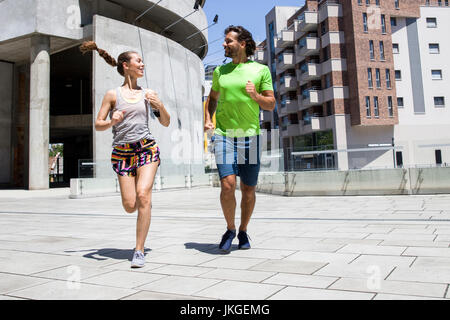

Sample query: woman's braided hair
[79,41,137,76]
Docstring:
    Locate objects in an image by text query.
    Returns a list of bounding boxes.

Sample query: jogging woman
[80,41,170,268]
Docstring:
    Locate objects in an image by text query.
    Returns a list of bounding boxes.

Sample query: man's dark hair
[224,25,256,57]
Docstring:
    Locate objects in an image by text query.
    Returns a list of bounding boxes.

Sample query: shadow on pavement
[184,242,238,255]
[64,248,151,261]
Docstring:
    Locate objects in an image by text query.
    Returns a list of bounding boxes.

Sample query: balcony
[276,29,295,48]
[279,75,297,95]
[321,58,347,74]
[254,48,268,64]
[299,88,323,111]
[319,1,343,23]
[300,115,334,135]
[299,62,322,83]
[322,86,349,103]
[321,31,345,48]
[287,123,300,136]
[276,52,295,75]
[279,98,298,117]
[297,12,318,33]
[281,123,300,138]
[297,36,320,57]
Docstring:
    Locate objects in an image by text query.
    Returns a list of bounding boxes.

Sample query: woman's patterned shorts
[111,138,160,177]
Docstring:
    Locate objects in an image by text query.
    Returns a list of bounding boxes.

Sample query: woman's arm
[146,90,170,127]
[95,89,124,131]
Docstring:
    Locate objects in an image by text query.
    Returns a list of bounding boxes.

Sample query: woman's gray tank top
[110,87,154,146]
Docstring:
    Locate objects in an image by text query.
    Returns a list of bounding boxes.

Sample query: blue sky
[202,0,305,66]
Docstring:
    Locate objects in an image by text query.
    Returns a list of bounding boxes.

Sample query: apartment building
[255,0,450,171]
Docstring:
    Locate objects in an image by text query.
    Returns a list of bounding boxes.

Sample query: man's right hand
[204,120,214,132]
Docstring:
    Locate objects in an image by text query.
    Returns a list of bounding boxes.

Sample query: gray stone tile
[373,293,446,300]
[412,257,450,268]
[199,268,275,283]
[250,259,326,275]
[150,265,214,277]
[284,251,359,264]
[337,244,406,256]
[0,273,50,295]
[402,247,450,258]
[268,287,374,300]
[82,270,167,289]
[195,280,284,300]
[135,276,221,296]
[8,280,137,300]
[199,257,267,270]
[262,273,337,289]
[314,263,395,280]
[330,278,446,298]
[144,253,217,266]
[121,291,208,300]
[349,255,415,268]
[31,265,110,281]
[387,266,450,284]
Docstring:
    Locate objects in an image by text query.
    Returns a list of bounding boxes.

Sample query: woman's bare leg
[117,175,137,213]
[134,161,159,252]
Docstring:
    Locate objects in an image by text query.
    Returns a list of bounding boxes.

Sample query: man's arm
[204,89,219,131]
[245,81,276,111]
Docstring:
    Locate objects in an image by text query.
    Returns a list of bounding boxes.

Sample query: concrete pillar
[29,35,50,190]
[334,114,349,171]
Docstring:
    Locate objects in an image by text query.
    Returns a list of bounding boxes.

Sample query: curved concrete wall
[93,15,207,187]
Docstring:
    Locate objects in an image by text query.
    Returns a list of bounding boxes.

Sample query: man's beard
[224,47,235,58]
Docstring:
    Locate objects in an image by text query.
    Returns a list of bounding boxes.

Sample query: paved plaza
[0,186,449,300]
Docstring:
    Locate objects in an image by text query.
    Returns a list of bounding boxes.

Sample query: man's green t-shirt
[211,60,273,138]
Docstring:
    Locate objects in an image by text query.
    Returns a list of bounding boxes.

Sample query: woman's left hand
[145,90,162,110]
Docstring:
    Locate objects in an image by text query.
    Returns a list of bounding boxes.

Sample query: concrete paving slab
[0,273,51,295]
[330,277,447,298]
[267,286,375,300]
[199,268,275,283]
[134,275,221,296]
[1,186,450,300]
[194,280,284,300]
[262,273,338,289]
[7,280,137,300]
[250,259,327,275]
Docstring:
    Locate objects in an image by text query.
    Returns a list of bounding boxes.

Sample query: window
[426,17,437,28]
[432,70,443,80]
[386,69,391,88]
[368,68,373,88]
[374,97,379,117]
[396,151,403,167]
[379,41,385,60]
[395,70,402,80]
[435,150,442,165]
[325,74,331,88]
[363,13,368,32]
[395,0,399,9]
[381,14,386,33]
[376,68,381,88]
[388,96,393,117]
[397,97,404,108]
[434,96,445,107]
[391,17,397,27]
[369,40,375,60]
[429,43,440,54]
[393,43,399,54]
[366,96,371,117]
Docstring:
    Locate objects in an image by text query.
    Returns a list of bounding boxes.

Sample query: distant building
[255,0,450,171]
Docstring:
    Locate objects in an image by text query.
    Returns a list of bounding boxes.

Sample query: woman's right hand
[111,110,125,126]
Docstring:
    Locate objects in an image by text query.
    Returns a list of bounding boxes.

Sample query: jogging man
[204,25,275,252]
